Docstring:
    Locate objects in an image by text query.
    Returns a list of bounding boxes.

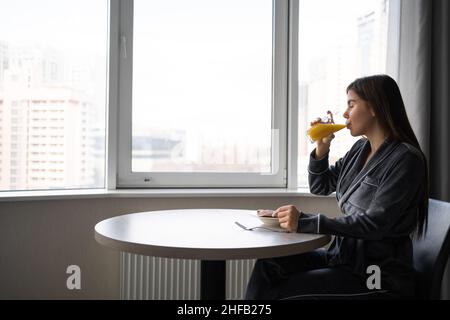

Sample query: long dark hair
[347,74,428,238]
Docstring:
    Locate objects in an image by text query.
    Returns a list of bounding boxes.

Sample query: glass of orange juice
[307,111,346,143]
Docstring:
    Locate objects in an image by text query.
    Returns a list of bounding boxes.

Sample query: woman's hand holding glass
[310,118,335,160]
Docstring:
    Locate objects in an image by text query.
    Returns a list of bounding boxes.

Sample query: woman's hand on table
[274,205,301,233]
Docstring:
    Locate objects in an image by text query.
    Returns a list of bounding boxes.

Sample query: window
[297,0,396,187]
[0,0,399,193]
[117,0,289,187]
[0,0,108,191]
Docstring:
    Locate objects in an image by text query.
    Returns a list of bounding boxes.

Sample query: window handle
[121,35,127,59]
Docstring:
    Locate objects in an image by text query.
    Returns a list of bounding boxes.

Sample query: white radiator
[120,253,256,300]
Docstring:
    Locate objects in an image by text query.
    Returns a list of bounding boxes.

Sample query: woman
[245,74,428,300]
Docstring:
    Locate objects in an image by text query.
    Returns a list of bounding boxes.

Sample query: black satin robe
[301,138,426,296]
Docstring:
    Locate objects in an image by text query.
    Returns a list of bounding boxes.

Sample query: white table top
[95,209,331,260]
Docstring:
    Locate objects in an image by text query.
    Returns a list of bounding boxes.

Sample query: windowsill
[0,188,335,202]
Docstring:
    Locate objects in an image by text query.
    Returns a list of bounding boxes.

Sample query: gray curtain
[398,0,450,301]
[398,0,450,202]
[397,0,431,158]
[429,0,450,300]
[429,0,450,203]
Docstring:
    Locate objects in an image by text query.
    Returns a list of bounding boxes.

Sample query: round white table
[95,209,331,300]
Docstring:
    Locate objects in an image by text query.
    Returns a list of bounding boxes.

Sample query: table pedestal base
[200,260,226,300]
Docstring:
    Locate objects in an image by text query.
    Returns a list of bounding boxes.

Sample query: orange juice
[307,123,346,142]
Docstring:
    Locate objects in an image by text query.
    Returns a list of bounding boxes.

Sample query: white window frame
[114,0,293,188]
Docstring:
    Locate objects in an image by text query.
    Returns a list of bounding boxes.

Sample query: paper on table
[257,209,277,217]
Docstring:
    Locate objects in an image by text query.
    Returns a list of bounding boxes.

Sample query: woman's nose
[343,110,349,119]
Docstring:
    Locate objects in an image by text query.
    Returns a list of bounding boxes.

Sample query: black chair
[413,198,450,299]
